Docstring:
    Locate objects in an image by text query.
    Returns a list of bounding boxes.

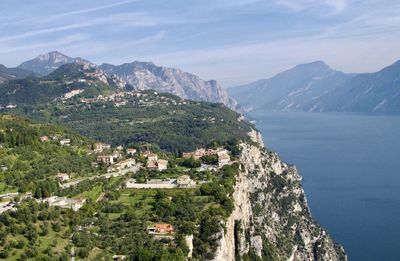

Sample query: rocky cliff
[99,62,237,109]
[212,134,346,260]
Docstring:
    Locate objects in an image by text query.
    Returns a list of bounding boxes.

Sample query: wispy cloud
[0,12,174,43]
[0,34,88,54]
[275,0,348,15]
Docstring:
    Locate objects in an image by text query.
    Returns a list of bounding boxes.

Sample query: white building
[60,139,71,146]
[56,173,70,182]
[41,196,86,211]
[127,148,137,156]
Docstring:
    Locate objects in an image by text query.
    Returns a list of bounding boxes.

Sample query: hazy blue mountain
[230,60,400,114]
[229,61,352,112]
[17,51,92,75]
[100,62,236,108]
[306,60,400,113]
[0,64,34,83]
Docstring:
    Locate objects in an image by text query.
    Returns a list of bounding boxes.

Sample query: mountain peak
[18,51,91,76]
[295,60,331,70]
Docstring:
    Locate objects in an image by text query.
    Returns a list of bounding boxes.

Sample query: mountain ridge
[11,51,235,108]
[229,59,400,114]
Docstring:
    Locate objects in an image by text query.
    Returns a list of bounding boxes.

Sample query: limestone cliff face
[212,136,347,261]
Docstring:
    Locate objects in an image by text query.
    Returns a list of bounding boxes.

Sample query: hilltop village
[0,119,238,259]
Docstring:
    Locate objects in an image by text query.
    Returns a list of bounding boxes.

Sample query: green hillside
[16,90,253,153]
[0,114,95,195]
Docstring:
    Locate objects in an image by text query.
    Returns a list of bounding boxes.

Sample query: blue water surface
[251,111,400,261]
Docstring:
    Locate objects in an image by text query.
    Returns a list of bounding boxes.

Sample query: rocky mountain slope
[212,134,347,260]
[12,51,235,108]
[229,60,400,114]
[99,62,236,108]
[17,51,91,75]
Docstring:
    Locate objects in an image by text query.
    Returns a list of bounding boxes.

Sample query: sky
[0,0,400,86]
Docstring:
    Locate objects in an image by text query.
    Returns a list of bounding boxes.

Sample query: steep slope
[100,62,236,108]
[0,63,127,107]
[229,61,352,112]
[0,64,34,83]
[307,60,400,113]
[17,51,92,75]
[213,135,347,261]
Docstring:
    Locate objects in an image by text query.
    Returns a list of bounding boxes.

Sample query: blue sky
[1,0,400,86]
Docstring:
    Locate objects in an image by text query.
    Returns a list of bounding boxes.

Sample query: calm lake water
[251,111,400,261]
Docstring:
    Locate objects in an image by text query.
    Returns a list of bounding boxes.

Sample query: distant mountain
[0,63,128,107]
[100,62,236,108]
[17,51,92,75]
[306,60,400,113]
[13,51,235,107]
[0,64,34,83]
[229,60,400,114]
[229,61,353,112]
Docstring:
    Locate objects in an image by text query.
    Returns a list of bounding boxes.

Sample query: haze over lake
[252,111,400,261]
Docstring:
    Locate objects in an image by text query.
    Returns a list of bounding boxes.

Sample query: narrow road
[61,164,141,189]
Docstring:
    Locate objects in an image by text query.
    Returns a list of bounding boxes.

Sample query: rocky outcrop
[212,135,346,260]
[100,62,237,109]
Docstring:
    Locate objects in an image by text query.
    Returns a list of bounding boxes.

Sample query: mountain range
[229,60,400,114]
[2,51,234,108]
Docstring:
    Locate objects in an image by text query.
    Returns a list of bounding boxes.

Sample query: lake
[251,111,400,261]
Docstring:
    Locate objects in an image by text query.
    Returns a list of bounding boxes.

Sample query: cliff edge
[212,133,346,260]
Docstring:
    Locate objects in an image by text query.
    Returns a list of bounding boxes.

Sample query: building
[41,196,86,211]
[39,136,49,142]
[157,159,168,171]
[176,175,195,188]
[182,148,206,160]
[94,142,111,152]
[60,139,71,146]
[147,159,168,171]
[218,154,230,167]
[148,223,174,234]
[146,160,158,170]
[112,151,122,160]
[112,255,126,260]
[114,158,135,170]
[56,173,70,182]
[97,155,114,165]
[147,153,158,161]
[126,148,137,156]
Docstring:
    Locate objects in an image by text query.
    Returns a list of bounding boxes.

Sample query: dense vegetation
[16,90,253,153]
[0,114,95,195]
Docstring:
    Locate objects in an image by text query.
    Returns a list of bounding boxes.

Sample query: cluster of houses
[182,147,231,167]
[39,135,71,146]
[143,151,168,171]
[95,143,138,172]
[40,196,86,211]
[78,90,186,109]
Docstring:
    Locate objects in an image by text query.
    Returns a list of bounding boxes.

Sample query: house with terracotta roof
[147,223,174,234]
